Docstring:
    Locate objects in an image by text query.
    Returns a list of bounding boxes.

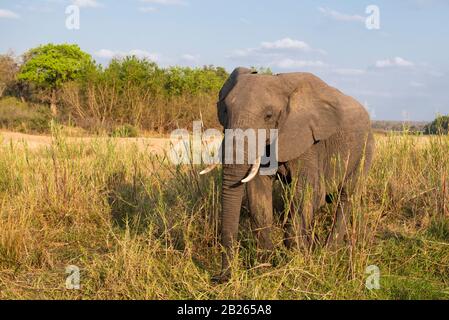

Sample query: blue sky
[1,0,448,121]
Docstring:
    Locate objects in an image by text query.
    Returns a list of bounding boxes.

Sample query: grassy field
[0,130,448,300]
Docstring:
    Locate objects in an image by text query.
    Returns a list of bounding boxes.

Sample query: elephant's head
[207,67,347,281]
[211,67,345,178]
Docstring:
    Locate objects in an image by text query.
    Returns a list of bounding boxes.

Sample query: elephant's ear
[277,79,344,162]
[217,67,253,126]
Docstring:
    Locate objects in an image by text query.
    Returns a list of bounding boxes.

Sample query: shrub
[163,65,227,96]
[61,56,227,133]
[0,52,18,98]
[111,124,139,137]
[0,97,51,133]
[424,115,449,135]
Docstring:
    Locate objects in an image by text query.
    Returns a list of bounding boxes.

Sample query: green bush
[61,56,228,133]
[424,115,449,135]
[163,65,228,96]
[111,124,139,138]
[4,44,232,134]
[0,97,51,133]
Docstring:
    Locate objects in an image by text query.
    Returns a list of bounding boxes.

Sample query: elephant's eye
[265,110,273,121]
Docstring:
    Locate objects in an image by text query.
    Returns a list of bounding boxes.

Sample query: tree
[163,65,228,96]
[18,43,94,115]
[424,115,449,135]
[0,51,18,98]
[251,66,273,75]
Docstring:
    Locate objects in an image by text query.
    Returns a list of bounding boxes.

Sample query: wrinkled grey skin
[213,67,374,283]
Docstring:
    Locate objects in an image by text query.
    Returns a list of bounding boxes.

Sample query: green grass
[0,131,448,299]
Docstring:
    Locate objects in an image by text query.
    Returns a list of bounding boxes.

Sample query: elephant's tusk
[241,157,261,183]
[200,164,218,175]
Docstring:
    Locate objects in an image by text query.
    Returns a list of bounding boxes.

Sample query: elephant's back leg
[326,133,374,249]
[283,155,324,251]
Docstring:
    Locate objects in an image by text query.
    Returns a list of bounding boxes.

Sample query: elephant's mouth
[199,129,273,183]
[200,156,261,183]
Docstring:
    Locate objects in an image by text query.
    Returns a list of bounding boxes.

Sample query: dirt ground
[0,131,223,158]
[0,131,173,154]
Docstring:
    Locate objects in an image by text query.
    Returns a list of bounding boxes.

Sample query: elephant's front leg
[247,174,274,264]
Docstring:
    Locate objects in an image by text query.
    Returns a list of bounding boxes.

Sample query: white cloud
[128,50,159,61]
[229,38,325,59]
[139,0,188,6]
[273,59,326,69]
[261,38,327,54]
[229,38,327,71]
[72,0,103,8]
[94,49,116,59]
[0,9,19,19]
[375,57,414,68]
[261,38,311,51]
[318,7,365,23]
[94,49,159,61]
[181,54,199,62]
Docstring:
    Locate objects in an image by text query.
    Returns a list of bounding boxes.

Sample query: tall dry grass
[0,131,448,299]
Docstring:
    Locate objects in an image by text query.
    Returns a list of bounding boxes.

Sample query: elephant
[201,67,375,283]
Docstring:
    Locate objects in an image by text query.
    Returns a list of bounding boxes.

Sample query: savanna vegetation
[0,44,445,136]
[0,43,448,300]
[0,44,230,135]
[425,115,449,135]
[0,130,448,299]
[371,120,428,133]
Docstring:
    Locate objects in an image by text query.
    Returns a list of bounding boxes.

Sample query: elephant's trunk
[214,121,263,280]
[220,163,250,278]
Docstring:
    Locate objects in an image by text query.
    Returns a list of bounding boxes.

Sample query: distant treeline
[371,120,428,133]
[0,44,232,134]
[0,43,447,136]
[60,58,228,132]
[373,117,449,135]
